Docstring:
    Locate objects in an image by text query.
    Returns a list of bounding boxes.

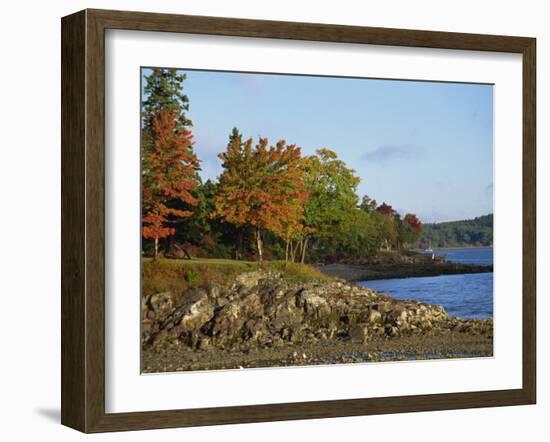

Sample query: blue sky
[142,68,493,223]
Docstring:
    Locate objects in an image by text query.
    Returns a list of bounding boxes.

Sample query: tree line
[141,68,422,263]
[418,214,493,248]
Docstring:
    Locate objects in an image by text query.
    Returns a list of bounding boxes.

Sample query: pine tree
[142,68,192,129]
[141,69,200,257]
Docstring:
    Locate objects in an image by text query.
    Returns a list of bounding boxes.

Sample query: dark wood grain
[90,8,532,52]
[61,8,537,433]
[522,38,537,402]
[61,10,86,431]
[85,9,107,432]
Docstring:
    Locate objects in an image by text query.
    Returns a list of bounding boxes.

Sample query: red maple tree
[403,213,422,233]
[142,109,200,257]
[376,202,397,218]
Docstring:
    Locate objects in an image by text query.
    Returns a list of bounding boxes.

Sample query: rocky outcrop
[141,271,490,351]
[324,252,445,265]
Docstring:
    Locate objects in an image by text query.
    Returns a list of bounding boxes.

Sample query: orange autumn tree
[142,109,200,257]
[215,131,308,264]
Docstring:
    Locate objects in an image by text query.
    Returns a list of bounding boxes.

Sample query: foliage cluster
[140,68,423,263]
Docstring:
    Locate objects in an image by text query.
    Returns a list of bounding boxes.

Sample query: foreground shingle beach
[141,268,492,373]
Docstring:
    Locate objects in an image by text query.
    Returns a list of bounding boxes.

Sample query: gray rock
[234,271,274,289]
[298,290,332,317]
[141,270,465,351]
[177,289,214,331]
[367,308,382,324]
[349,324,369,343]
[206,283,223,300]
[146,292,174,320]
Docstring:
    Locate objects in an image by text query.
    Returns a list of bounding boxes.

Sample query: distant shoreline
[416,245,493,251]
[316,262,493,282]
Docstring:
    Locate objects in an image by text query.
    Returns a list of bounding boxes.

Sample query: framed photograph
[61,9,536,433]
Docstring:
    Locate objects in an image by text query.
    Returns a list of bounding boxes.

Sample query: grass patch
[265,261,334,283]
[142,258,334,298]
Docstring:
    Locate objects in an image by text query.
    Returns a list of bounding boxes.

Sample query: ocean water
[429,247,493,266]
[358,247,493,319]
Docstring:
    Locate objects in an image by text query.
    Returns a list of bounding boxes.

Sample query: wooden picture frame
[61,8,536,433]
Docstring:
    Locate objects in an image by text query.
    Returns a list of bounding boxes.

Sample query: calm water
[358,247,493,319]
[428,247,493,266]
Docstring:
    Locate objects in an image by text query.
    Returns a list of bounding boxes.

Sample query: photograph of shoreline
[140,68,493,373]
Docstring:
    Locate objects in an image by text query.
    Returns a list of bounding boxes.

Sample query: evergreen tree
[141,69,200,256]
[142,68,192,129]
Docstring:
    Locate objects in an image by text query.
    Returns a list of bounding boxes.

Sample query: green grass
[264,261,333,283]
[141,257,333,298]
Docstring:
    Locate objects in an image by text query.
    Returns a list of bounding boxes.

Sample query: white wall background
[0,0,546,439]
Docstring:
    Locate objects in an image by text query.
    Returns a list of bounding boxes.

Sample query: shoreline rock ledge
[142,270,492,352]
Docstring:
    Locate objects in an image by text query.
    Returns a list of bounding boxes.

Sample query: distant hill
[418,214,493,248]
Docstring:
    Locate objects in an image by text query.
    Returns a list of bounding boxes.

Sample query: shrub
[184,268,200,286]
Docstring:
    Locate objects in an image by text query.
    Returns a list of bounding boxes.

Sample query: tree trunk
[235,229,242,260]
[284,239,290,264]
[300,237,309,263]
[255,228,263,265]
[154,237,159,259]
[295,240,303,263]
[181,246,191,260]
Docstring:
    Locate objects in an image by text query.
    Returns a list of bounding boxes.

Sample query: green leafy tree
[326,209,381,257]
[375,202,398,250]
[168,179,235,258]
[359,194,378,213]
[301,149,361,262]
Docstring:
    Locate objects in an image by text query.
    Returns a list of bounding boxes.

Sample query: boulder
[206,283,223,300]
[176,288,214,331]
[234,271,273,289]
[349,324,369,343]
[209,303,244,340]
[298,289,332,318]
[367,308,382,324]
[145,292,174,321]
